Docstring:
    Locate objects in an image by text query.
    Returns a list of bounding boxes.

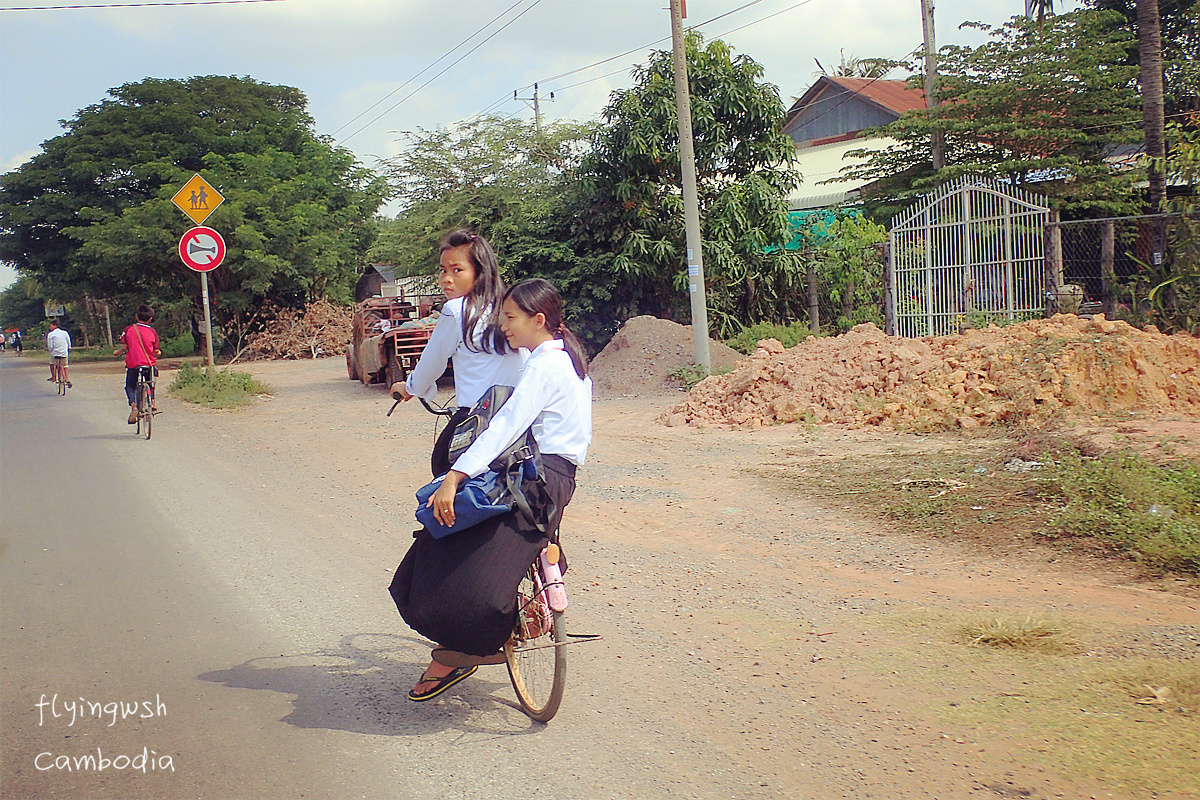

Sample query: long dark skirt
[389,454,576,656]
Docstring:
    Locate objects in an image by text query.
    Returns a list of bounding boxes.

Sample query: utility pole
[669,0,710,370]
[920,0,945,170]
[514,83,547,134]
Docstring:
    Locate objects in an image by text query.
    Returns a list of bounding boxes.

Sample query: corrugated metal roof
[784,76,926,132]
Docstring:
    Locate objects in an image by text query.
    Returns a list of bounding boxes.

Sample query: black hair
[504,278,588,379]
[439,229,508,354]
[136,304,154,323]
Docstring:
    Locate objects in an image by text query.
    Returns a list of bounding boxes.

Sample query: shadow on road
[198,632,541,737]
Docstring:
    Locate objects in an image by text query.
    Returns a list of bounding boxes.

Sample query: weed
[168,363,270,409]
[959,615,1073,653]
[1037,450,1200,573]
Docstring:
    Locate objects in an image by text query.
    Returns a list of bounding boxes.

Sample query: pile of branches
[233,299,352,361]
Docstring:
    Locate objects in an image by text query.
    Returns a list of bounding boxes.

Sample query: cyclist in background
[114,304,161,424]
[46,319,71,388]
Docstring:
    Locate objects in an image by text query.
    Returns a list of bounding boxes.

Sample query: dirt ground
[164,315,1198,799]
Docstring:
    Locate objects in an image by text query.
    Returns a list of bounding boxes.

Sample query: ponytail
[504,279,588,379]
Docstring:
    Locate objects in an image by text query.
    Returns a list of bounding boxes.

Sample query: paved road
[0,358,517,800]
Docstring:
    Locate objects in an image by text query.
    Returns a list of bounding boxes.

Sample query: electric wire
[329,0,530,137]
[337,0,543,145]
[2,0,288,9]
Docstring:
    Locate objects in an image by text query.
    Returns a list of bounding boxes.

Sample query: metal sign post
[172,175,225,368]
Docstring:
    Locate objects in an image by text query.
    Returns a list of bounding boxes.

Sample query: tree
[1138,0,1168,210]
[565,32,801,339]
[0,76,388,344]
[372,115,593,274]
[813,50,894,79]
[844,10,1143,217]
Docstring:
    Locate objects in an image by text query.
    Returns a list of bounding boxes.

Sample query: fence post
[1100,219,1116,319]
[806,262,820,333]
[1043,210,1062,316]
[883,240,894,336]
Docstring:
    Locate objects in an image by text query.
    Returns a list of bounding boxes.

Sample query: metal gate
[888,177,1050,336]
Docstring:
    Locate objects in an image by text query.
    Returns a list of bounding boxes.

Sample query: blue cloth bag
[415,470,514,539]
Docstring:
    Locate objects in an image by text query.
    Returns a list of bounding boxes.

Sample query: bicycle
[52,358,68,396]
[133,365,154,440]
[389,389,591,722]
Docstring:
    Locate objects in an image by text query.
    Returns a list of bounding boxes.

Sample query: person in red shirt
[114,304,161,424]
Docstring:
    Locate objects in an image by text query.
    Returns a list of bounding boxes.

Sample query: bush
[725,321,819,355]
[168,363,270,409]
[161,333,195,358]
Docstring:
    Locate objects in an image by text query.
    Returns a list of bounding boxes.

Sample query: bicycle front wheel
[505,564,566,722]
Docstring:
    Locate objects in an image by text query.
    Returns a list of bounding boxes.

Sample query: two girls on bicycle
[388,231,592,703]
[114,305,161,424]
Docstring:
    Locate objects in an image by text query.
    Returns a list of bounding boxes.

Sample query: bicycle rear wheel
[505,562,566,722]
[57,366,66,395]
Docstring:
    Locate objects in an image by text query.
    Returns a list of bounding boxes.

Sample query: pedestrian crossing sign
[172,174,225,225]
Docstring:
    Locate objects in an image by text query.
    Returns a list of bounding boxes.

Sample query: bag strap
[129,325,150,363]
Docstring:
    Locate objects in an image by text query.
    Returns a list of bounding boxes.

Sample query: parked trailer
[345,294,440,388]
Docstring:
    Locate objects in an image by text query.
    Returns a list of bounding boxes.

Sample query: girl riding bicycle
[390,279,592,702]
[391,229,525,476]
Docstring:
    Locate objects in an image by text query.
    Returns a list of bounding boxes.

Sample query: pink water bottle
[540,544,568,612]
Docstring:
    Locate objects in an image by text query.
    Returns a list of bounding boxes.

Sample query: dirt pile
[663,315,1200,430]
[589,315,745,399]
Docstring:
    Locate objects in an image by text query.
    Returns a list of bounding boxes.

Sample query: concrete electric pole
[669,0,711,370]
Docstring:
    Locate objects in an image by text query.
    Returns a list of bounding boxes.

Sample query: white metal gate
[888,177,1050,337]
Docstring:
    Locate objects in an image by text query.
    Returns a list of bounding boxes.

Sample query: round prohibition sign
[178,226,226,272]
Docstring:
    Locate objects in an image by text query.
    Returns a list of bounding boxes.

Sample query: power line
[337,0,543,146]
[507,0,817,109]
[330,0,530,137]
[2,0,289,9]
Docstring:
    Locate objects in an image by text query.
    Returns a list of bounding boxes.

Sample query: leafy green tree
[845,10,1143,216]
[0,76,388,344]
[564,32,801,339]
[371,115,593,275]
[0,274,50,335]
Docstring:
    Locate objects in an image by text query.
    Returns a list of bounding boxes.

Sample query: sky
[0,0,1084,292]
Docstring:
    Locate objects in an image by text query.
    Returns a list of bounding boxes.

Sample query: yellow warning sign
[171,174,224,225]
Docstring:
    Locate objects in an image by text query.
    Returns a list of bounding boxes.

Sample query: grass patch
[667,363,730,392]
[860,608,1200,797]
[1037,450,1200,574]
[725,321,818,354]
[64,345,122,363]
[959,615,1073,653]
[168,363,270,409]
[761,430,1200,578]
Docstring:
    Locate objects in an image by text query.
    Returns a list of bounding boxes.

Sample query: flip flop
[407,665,477,702]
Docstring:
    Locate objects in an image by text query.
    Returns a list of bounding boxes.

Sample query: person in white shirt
[392,229,526,476]
[390,278,592,702]
[45,319,71,388]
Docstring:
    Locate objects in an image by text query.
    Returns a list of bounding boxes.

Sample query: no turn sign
[178,227,226,272]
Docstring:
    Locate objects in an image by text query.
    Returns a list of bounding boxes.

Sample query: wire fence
[1045,213,1200,330]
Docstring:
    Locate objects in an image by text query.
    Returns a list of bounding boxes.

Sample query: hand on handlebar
[390,382,412,401]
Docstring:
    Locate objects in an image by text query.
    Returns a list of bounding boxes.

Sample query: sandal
[407,665,477,702]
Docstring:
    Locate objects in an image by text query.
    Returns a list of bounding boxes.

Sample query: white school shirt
[405,296,526,409]
[46,328,71,358]
[452,339,592,479]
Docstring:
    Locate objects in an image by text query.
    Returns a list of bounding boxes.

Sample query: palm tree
[1025,0,1053,28]
[813,50,892,79]
[1137,0,1166,211]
